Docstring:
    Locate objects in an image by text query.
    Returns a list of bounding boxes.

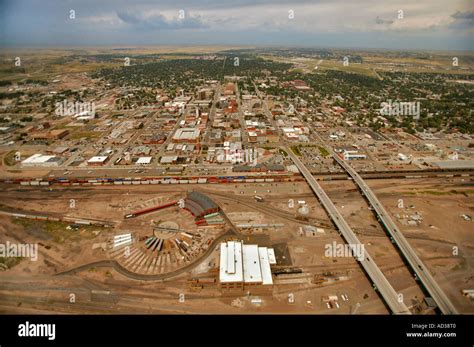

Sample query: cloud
[0,0,473,50]
[116,9,208,30]
[375,16,394,26]
[451,11,474,20]
[449,10,474,30]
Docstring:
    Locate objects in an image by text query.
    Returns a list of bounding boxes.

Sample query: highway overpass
[284,147,411,314]
[332,153,458,315]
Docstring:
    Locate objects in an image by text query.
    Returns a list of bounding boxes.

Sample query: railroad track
[199,189,333,228]
[55,229,238,281]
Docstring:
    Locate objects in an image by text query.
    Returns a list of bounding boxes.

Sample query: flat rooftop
[219,241,243,283]
[87,156,108,163]
[172,128,200,141]
[430,160,474,169]
[136,156,152,164]
[22,153,58,164]
[219,241,274,285]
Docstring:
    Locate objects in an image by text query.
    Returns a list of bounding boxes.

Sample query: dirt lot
[0,179,472,314]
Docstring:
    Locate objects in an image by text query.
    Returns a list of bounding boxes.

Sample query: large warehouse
[219,240,276,294]
[21,153,61,167]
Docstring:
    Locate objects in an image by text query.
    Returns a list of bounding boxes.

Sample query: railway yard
[1,45,473,317]
[0,175,472,314]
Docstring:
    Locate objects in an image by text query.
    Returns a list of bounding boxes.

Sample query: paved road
[284,146,411,314]
[333,153,458,314]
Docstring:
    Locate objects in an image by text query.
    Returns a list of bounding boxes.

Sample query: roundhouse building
[184,191,219,218]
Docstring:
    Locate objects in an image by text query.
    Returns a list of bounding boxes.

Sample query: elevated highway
[333,153,458,314]
[284,147,411,314]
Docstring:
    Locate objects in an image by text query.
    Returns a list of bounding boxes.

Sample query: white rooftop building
[21,153,60,167]
[219,241,244,283]
[87,156,108,165]
[219,241,275,291]
[136,156,152,165]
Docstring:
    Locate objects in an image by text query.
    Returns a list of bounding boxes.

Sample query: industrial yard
[0,174,472,314]
[2,2,474,346]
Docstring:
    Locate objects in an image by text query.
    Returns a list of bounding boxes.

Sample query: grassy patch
[4,150,19,166]
[0,256,23,270]
[290,146,301,156]
[318,146,329,157]
[12,218,102,244]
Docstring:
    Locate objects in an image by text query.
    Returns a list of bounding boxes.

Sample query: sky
[0,0,473,51]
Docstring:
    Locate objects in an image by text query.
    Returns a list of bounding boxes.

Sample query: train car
[146,238,157,249]
[12,213,27,218]
[179,242,188,252]
[151,238,161,251]
[207,177,217,184]
[156,239,164,252]
[204,212,220,219]
[197,178,207,184]
[74,220,91,225]
[180,232,194,239]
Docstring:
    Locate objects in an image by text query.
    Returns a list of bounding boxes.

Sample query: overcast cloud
[0,0,473,50]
